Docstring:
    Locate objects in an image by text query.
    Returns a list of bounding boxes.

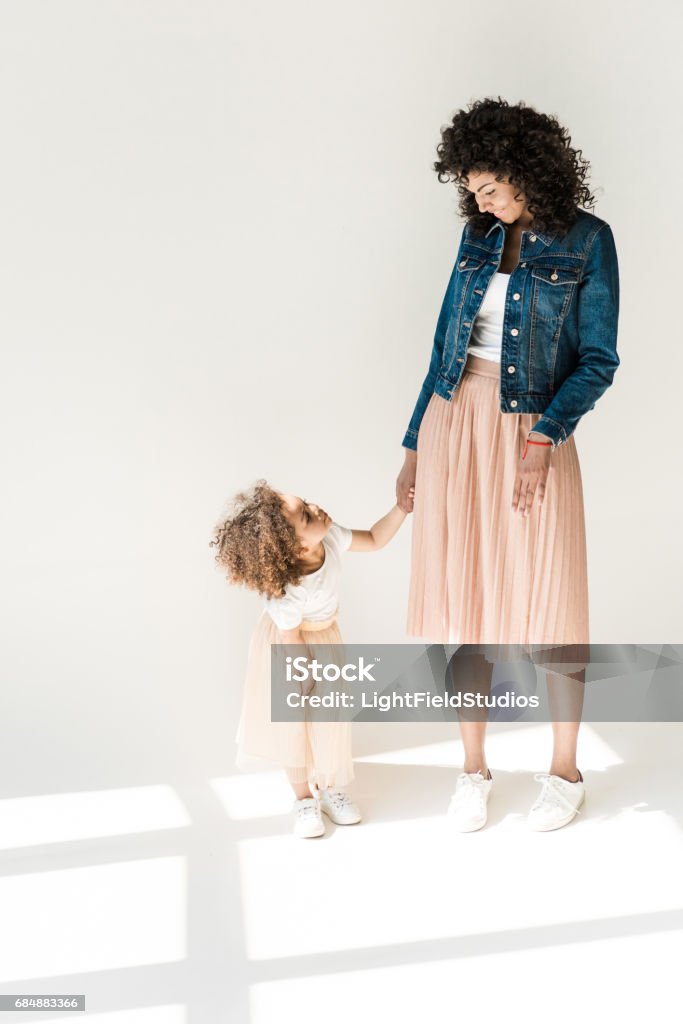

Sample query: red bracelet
[522,437,552,460]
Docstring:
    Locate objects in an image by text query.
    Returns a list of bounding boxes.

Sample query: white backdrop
[2,0,681,787]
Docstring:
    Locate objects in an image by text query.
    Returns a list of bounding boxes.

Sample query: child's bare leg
[285,766,313,800]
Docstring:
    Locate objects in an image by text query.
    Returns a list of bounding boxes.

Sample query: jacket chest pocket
[530,265,580,322]
[456,253,485,291]
[457,254,485,274]
[453,254,486,312]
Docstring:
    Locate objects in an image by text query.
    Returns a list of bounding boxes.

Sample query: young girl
[210,480,410,838]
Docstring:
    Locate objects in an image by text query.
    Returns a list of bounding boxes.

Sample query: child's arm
[348,502,409,552]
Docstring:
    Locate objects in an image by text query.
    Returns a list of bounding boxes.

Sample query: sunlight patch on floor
[0,858,186,982]
[249,929,681,1023]
[0,787,191,850]
[355,722,624,772]
[238,801,683,961]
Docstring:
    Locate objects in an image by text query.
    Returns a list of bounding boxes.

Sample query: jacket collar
[483,219,556,248]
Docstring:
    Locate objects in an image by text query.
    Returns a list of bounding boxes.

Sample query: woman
[395,97,620,832]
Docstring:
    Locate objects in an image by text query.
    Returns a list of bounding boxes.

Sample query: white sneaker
[528,771,585,831]
[292,796,325,838]
[316,787,362,825]
[447,770,492,831]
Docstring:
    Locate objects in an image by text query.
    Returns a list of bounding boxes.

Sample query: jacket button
[530,234,537,242]
[510,328,519,336]
[551,271,559,281]
[521,262,527,267]
[513,292,520,300]
[474,289,483,294]
[510,400,518,408]
[507,365,515,373]
[457,357,464,362]
[459,259,467,267]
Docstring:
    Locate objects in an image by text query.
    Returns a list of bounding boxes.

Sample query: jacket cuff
[402,429,418,452]
[528,416,568,450]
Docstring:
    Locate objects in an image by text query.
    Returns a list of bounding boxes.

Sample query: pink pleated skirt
[235,607,355,789]
[407,353,589,647]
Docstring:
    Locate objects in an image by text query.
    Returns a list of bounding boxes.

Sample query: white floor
[1,722,681,1023]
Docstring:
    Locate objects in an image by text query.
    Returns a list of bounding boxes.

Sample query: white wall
[1,0,680,783]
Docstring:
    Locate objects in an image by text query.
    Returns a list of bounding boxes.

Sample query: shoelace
[324,789,352,811]
[531,773,582,815]
[296,799,321,820]
[451,772,488,809]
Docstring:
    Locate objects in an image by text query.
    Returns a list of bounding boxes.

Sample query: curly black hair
[434,96,597,238]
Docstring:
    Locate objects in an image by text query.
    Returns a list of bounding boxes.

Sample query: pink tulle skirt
[407,353,590,647]
[235,607,354,789]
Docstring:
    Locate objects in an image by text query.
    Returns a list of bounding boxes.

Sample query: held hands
[511,431,552,517]
[397,434,551,519]
[396,449,417,513]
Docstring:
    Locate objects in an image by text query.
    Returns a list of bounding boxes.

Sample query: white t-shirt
[264,521,352,630]
[466,271,509,362]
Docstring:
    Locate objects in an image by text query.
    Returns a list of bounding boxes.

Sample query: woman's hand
[511,432,552,517]
[396,449,417,513]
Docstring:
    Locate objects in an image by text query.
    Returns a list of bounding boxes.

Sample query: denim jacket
[402,208,620,451]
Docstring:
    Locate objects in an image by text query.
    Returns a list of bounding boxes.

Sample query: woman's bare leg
[546,662,586,782]
[451,651,495,775]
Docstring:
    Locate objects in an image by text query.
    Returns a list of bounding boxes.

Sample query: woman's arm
[526,223,620,449]
[402,247,462,451]
[398,239,464,509]
[348,503,408,552]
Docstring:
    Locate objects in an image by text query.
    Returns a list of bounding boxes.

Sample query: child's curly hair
[209,480,307,600]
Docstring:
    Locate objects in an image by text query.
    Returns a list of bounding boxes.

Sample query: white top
[466,271,509,362]
[264,521,352,630]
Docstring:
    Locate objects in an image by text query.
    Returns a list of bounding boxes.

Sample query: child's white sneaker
[292,796,325,838]
[317,787,362,825]
[528,771,585,831]
[447,770,492,831]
